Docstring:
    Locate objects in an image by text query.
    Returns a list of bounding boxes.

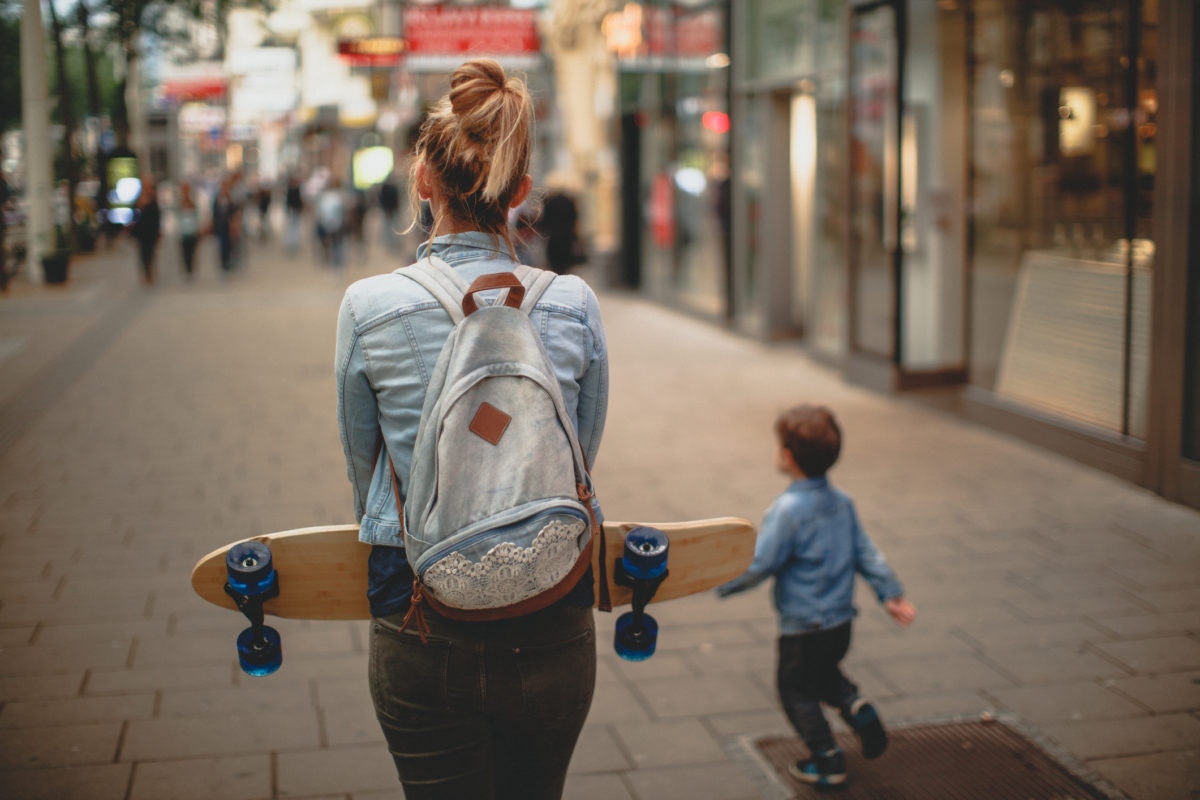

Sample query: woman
[131,176,161,285]
[176,182,200,277]
[334,59,609,799]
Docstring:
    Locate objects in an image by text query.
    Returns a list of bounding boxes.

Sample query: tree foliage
[0,2,20,134]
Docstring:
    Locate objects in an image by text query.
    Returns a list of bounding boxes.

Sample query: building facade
[624,0,1198,510]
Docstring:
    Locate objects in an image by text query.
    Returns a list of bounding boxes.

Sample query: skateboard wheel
[236,625,282,676]
[622,527,668,580]
[614,611,659,661]
[227,542,275,594]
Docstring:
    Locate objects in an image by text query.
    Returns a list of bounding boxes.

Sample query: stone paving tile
[872,653,1017,694]
[570,725,633,773]
[128,754,271,800]
[86,662,235,695]
[276,743,399,798]
[0,721,121,769]
[1090,749,1200,800]
[1092,635,1200,674]
[0,763,132,800]
[584,679,655,726]
[610,718,729,768]
[0,693,155,729]
[563,772,637,800]
[1091,609,1200,638]
[123,709,321,761]
[623,761,761,800]
[982,644,1133,684]
[1107,670,1200,714]
[630,674,775,719]
[159,682,316,718]
[1041,712,1200,760]
[983,682,1149,724]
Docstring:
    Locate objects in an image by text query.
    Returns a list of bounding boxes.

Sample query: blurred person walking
[316,177,347,268]
[131,176,162,285]
[537,174,585,275]
[285,174,304,254]
[211,178,240,275]
[176,182,201,278]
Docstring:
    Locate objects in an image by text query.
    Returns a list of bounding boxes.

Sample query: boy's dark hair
[775,405,842,477]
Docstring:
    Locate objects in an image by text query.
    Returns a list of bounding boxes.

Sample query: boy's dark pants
[777,622,859,754]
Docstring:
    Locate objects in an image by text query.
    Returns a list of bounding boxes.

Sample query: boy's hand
[885,597,917,626]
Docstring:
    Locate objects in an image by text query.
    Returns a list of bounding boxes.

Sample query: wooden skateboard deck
[191,518,755,620]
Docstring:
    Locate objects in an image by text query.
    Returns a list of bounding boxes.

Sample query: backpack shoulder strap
[514,265,557,314]
[404,256,469,323]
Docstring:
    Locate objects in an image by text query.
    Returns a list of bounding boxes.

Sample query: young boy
[717,404,916,787]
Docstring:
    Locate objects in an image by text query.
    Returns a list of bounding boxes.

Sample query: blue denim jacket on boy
[717,476,903,634]
[335,232,609,547]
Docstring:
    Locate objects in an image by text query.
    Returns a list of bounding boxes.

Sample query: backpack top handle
[462,272,526,315]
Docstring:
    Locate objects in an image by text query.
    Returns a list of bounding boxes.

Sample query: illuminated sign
[402,7,540,70]
[338,37,408,66]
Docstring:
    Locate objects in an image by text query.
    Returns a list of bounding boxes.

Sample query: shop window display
[969,0,1156,438]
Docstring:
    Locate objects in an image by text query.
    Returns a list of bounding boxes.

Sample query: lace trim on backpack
[421,518,587,610]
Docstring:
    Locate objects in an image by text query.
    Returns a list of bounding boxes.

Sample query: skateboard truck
[613,527,669,661]
[224,541,283,676]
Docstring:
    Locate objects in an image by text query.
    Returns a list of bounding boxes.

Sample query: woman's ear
[509,174,533,209]
[416,163,433,200]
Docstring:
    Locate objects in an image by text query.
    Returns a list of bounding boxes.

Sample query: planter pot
[41,251,71,285]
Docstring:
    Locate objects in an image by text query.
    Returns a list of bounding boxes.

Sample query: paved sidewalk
[0,229,1197,800]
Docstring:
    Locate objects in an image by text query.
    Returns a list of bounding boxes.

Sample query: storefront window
[969,0,1156,438]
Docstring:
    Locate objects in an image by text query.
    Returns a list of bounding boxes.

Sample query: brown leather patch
[469,402,512,445]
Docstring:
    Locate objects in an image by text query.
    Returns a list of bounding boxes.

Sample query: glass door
[848,1,902,360]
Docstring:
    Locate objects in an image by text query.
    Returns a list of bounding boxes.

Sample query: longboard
[191,518,755,620]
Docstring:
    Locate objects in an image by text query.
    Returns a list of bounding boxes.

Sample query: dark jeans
[777,622,859,754]
[180,234,198,274]
[370,604,596,800]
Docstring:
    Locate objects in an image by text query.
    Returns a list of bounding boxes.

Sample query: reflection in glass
[969,0,1155,438]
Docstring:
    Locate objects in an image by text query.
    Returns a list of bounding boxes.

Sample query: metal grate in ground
[754,719,1112,799]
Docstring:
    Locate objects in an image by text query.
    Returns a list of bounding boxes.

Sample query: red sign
[403,7,540,58]
[338,37,407,67]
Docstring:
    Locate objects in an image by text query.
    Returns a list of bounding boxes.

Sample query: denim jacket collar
[416,232,511,265]
[789,475,829,492]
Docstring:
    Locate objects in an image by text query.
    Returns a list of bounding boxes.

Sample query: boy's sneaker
[847,699,888,759]
[788,748,847,787]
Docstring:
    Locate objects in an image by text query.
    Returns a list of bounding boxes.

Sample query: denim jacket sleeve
[335,294,378,521]
[850,506,905,602]
[716,496,792,596]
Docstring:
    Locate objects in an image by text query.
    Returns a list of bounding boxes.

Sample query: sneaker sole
[788,764,847,787]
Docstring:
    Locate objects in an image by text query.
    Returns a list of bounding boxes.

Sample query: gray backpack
[393,257,598,624]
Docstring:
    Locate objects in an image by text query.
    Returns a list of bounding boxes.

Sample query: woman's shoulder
[341,268,435,320]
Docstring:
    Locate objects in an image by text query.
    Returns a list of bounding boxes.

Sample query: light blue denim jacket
[717,476,903,635]
[335,232,609,546]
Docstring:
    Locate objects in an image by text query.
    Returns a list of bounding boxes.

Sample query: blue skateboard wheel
[227,542,275,595]
[236,625,282,676]
[614,611,659,661]
[622,527,668,580]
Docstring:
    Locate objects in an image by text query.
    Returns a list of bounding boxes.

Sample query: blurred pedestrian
[176,182,201,278]
[131,176,162,285]
[285,174,304,254]
[211,178,239,274]
[716,404,917,788]
[257,183,273,240]
[316,177,347,268]
[537,174,584,274]
[377,172,400,252]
